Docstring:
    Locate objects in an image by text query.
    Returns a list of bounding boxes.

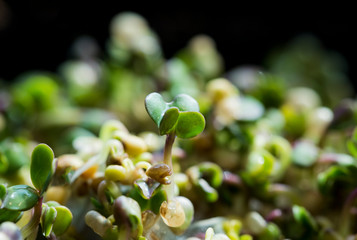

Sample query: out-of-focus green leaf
[0,184,6,200]
[292,205,318,232]
[0,141,29,175]
[167,59,199,97]
[292,141,318,167]
[264,136,291,180]
[186,162,223,202]
[11,73,60,114]
[0,153,8,174]
[347,128,357,158]
[258,223,281,240]
[198,179,218,202]
[246,150,274,184]
[198,162,223,188]
[317,165,354,195]
[250,73,285,108]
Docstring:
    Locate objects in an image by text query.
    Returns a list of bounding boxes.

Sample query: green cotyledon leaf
[30,144,55,194]
[145,92,200,126]
[176,111,205,138]
[52,206,72,236]
[145,92,205,138]
[1,185,39,211]
[171,93,200,112]
[145,92,168,127]
[159,107,179,135]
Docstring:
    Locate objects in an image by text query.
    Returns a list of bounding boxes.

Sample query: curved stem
[163,133,175,168]
[163,132,176,201]
[21,197,43,240]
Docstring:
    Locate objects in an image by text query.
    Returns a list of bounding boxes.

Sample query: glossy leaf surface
[30,144,55,193]
[1,185,39,211]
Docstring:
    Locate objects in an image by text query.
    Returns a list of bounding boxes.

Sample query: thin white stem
[163,133,176,201]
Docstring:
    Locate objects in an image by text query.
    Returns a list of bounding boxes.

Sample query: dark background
[0,1,356,90]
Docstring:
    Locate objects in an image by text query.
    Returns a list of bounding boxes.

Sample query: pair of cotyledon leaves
[145,92,205,138]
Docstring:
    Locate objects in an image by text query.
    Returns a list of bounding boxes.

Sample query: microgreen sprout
[145,92,205,227]
[0,144,72,239]
[1,12,356,240]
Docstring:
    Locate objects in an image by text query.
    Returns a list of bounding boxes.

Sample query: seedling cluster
[0,11,356,240]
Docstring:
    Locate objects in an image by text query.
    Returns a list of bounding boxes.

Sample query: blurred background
[0,1,355,89]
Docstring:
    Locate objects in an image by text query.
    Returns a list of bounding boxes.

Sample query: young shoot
[145,92,205,226]
[0,144,72,239]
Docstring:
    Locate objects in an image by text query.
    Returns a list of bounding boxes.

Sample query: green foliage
[0,184,5,199]
[245,150,274,185]
[1,11,357,240]
[258,223,281,240]
[347,127,357,158]
[0,209,23,224]
[145,92,205,138]
[292,205,318,233]
[186,162,223,202]
[42,201,72,236]
[317,164,357,195]
[0,141,29,175]
[51,206,73,236]
[1,185,39,211]
[10,73,60,117]
[30,144,55,194]
[41,205,57,237]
